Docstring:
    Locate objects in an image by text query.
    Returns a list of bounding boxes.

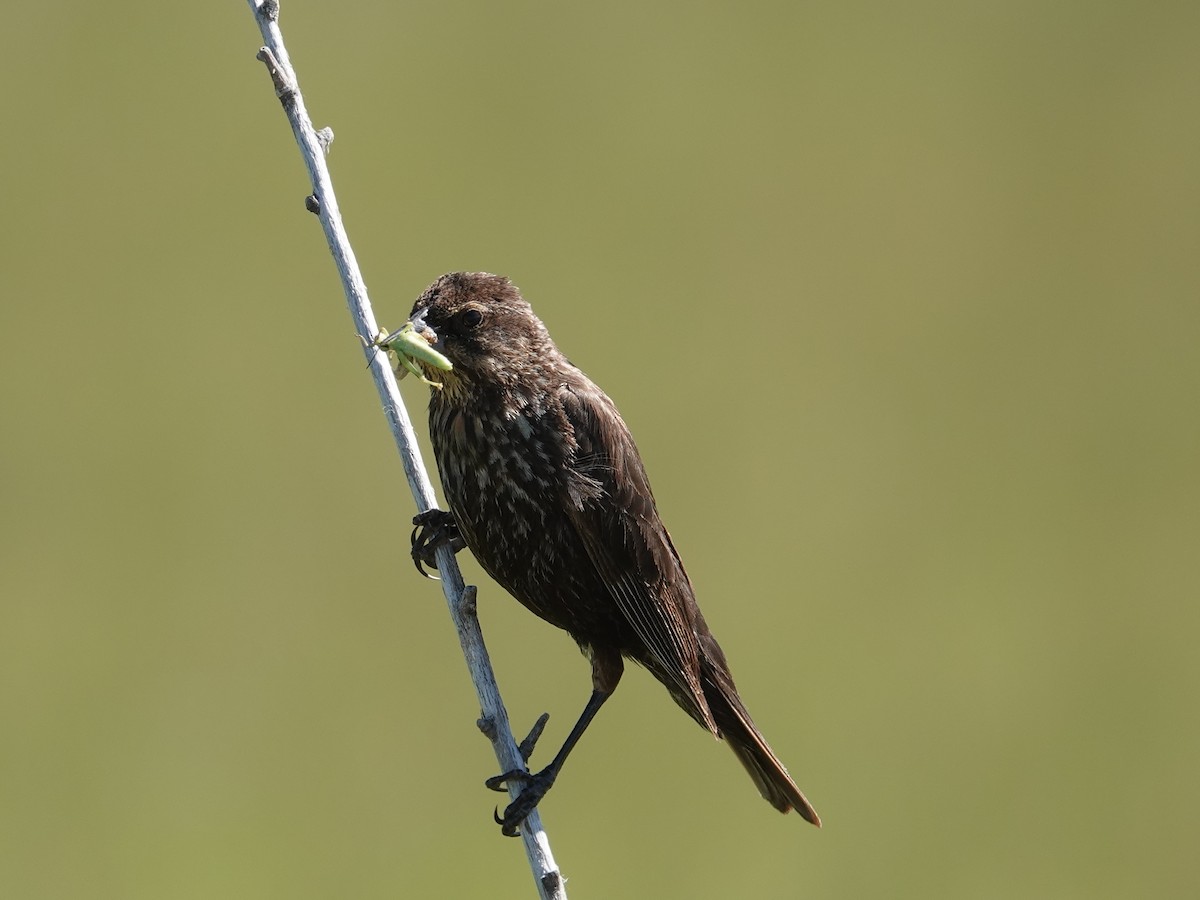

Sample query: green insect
[372,323,454,389]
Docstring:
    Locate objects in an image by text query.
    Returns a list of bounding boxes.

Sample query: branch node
[257,0,280,22]
[519,713,551,762]
[460,584,478,617]
[255,47,295,101]
[305,193,321,214]
[478,715,499,740]
[315,127,335,155]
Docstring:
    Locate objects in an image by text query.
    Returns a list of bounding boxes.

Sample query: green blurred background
[3,1,1197,897]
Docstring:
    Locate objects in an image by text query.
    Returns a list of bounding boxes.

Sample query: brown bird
[386,271,820,835]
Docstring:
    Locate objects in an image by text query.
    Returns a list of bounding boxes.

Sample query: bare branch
[243,3,567,896]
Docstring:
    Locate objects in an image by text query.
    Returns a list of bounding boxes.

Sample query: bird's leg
[486,651,624,836]
[485,689,611,836]
[410,509,465,578]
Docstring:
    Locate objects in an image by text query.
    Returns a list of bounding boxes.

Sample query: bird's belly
[431,408,628,644]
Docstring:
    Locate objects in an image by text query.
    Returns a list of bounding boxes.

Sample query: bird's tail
[701,640,822,826]
[724,715,821,825]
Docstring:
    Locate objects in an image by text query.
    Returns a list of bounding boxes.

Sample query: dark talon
[492,768,558,836]
[492,806,521,837]
[410,509,464,578]
[409,521,437,580]
[485,768,529,793]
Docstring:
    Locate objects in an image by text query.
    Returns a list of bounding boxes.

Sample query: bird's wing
[558,381,717,735]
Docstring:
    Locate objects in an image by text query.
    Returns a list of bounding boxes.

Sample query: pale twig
[243,3,566,897]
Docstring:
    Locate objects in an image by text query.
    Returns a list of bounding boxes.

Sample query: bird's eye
[459,308,484,329]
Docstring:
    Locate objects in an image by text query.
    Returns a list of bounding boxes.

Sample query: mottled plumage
[399,271,819,831]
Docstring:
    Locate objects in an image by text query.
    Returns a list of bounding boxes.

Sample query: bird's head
[383,272,556,398]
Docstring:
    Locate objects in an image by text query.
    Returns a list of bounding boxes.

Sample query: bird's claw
[410,509,464,579]
[487,768,558,837]
[485,768,529,793]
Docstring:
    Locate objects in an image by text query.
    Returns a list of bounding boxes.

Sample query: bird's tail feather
[725,721,821,825]
[703,649,821,826]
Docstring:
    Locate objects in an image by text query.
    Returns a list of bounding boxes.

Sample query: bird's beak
[408,309,443,350]
[377,311,452,388]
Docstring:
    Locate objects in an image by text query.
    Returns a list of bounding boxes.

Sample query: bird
[383,271,820,835]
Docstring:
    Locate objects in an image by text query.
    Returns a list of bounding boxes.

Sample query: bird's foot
[486,766,559,837]
[410,509,464,578]
[485,715,552,837]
